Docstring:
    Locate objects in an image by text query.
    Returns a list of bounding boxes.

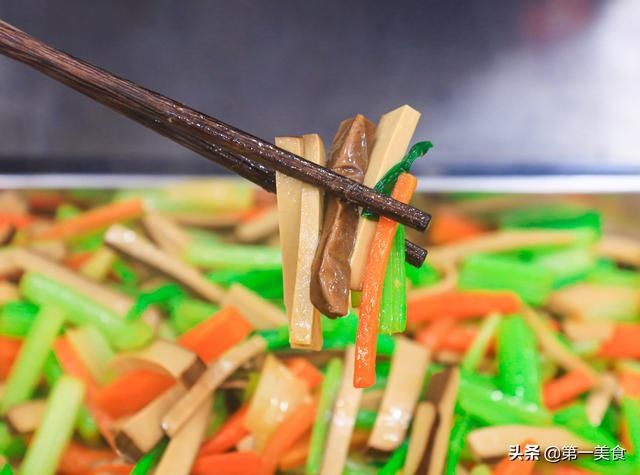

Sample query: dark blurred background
[0,0,638,176]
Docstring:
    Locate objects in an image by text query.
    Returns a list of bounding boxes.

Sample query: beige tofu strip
[223,283,287,330]
[403,402,437,475]
[290,134,326,349]
[155,395,211,475]
[320,347,362,475]
[235,207,279,243]
[275,137,305,318]
[368,337,430,451]
[349,105,420,290]
[5,399,46,434]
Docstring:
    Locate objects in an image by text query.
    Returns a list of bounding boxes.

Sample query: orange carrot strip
[0,336,21,380]
[416,317,457,351]
[259,400,317,475]
[543,370,594,410]
[63,252,95,270]
[619,371,640,398]
[438,325,480,353]
[285,357,324,390]
[0,212,36,229]
[199,405,250,456]
[94,369,175,419]
[86,463,133,475]
[493,439,536,475]
[179,306,253,363]
[408,290,521,324]
[429,211,486,245]
[278,433,310,470]
[599,324,640,359]
[192,452,263,475]
[54,337,115,446]
[35,198,144,241]
[354,173,417,388]
[57,443,118,475]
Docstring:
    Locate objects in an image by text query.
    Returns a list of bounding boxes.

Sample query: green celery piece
[461,313,500,373]
[322,311,395,356]
[207,393,228,436]
[458,254,554,305]
[458,376,551,426]
[574,454,636,475]
[126,283,184,321]
[169,297,218,335]
[497,315,542,405]
[0,306,66,413]
[257,326,289,351]
[207,268,284,300]
[42,353,63,387]
[306,358,343,475]
[588,266,640,288]
[378,440,408,475]
[498,204,602,236]
[111,258,140,288]
[0,462,13,475]
[552,403,619,447]
[0,422,26,459]
[343,458,378,475]
[622,398,640,471]
[445,414,473,475]
[406,261,440,288]
[469,465,492,475]
[20,376,85,475]
[242,372,260,403]
[354,409,377,431]
[0,301,38,337]
[54,203,81,220]
[379,225,406,335]
[75,406,100,444]
[185,241,281,271]
[20,272,151,350]
[130,437,168,475]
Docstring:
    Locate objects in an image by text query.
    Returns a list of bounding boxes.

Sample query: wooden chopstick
[0,19,429,264]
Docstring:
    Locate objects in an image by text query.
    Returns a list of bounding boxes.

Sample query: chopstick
[0,18,429,265]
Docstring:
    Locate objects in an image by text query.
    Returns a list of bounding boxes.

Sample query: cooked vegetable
[222,284,287,330]
[379,225,407,334]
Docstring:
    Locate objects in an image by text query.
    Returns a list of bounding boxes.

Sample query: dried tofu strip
[350,105,420,290]
[320,347,362,475]
[417,368,460,475]
[105,224,225,303]
[111,340,206,387]
[115,384,186,461]
[5,399,46,434]
[28,240,66,261]
[7,249,160,326]
[169,212,240,229]
[275,136,305,318]
[403,402,436,475]
[563,321,614,343]
[155,395,210,475]
[360,389,384,411]
[597,235,640,268]
[0,191,27,213]
[162,336,266,436]
[467,425,592,461]
[0,249,19,275]
[142,213,191,257]
[548,283,640,321]
[236,207,279,243]
[369,337,430,451]
[428,230,578,267]
[586,373,619,426]
[0,225,15,246]
[522,307,599,380]
[290,134,326,349]
[223,283,287,330]
[0,281,18,306]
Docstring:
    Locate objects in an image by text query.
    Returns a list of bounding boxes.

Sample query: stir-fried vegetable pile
[0,184,638,475]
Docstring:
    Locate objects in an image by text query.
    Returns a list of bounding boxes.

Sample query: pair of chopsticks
[0,19,430,266]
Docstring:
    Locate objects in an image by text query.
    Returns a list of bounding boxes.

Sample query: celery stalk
[0,306,65,413]
[461,314,500,373]
[0,301,38,337]
[169,297,218,335]
[185,241,281,271]
[379,440,408,475]
[379,226,406,334]
[19,375,85,475]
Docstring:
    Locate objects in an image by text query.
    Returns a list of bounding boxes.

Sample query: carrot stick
[416,317,457,351]
[179,306,253,363]
[408,290,521,324]
[87,463,133,474]
[63,252,95,271]
[355,173,417,388]
[438,325,480,353]
[493,439,536,475]
[199,405,250,456]
[543,370,594,410]
[0,336,21,380]
[599,324,640,358]
[278,433,310,470]
[259,400,317,475]
[94,369,175,418]
[54,337,115,446]
[429,211,486,245]
[619,371,640,398]
[0,212,36,229]
[285,357,324,390]
[35,198,144,241]
[192,451,263,475]
[57,443,118,475]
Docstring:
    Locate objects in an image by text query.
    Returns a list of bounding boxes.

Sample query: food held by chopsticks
[1,121,640,474]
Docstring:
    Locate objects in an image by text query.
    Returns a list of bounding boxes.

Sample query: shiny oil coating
[310,115,375,317]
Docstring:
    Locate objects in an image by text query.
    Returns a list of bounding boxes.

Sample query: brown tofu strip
[0,281,18,306]
[142,213,192,257]
[403,402,436,475]
[111,340,206,387]
[417,367,460,475]
[597,235,640,268]
[310,115,375,317]
[0,225,15,246]
[115,385,186,462]
[5,399,46,434]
